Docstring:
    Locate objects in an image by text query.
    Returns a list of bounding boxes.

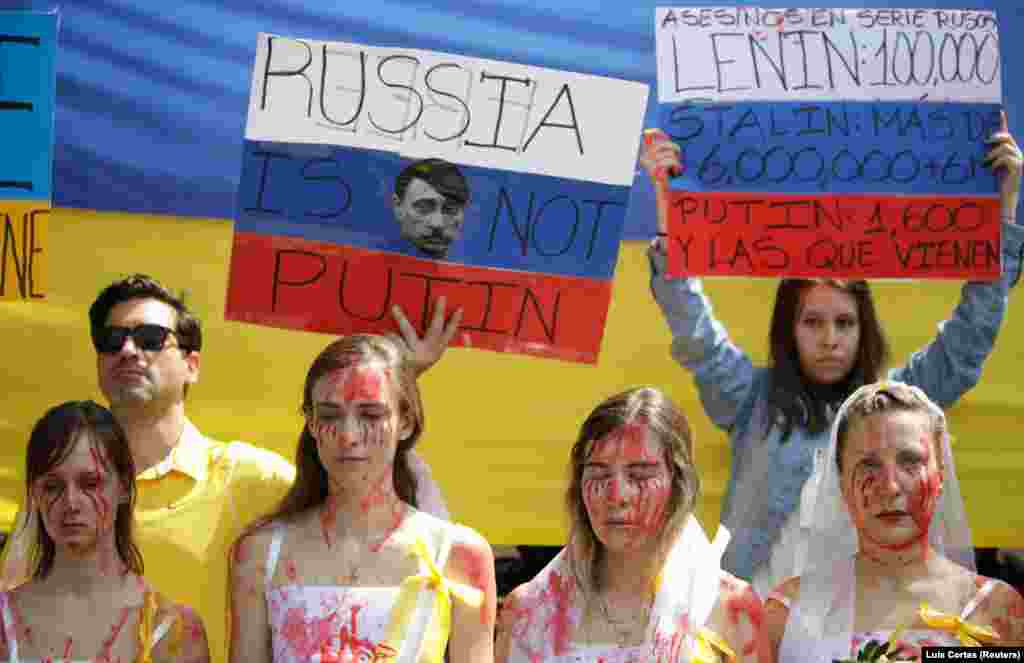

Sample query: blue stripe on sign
[0,11,57,201]
[234,140,630,279]
[661,101,1002,197]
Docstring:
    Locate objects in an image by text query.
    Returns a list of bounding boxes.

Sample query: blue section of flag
[0,10,57,201]
[235,140,628,279]
[661,101,1001,197]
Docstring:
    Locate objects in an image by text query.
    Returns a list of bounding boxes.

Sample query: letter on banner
[225,35,649,363]
[655,6,1003,280]
[0,11,56,300]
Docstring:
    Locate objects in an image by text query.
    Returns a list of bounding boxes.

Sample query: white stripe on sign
[246,34,650,187]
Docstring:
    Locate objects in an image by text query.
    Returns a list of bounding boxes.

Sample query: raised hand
[986,111,1022,222]
[390,296,464,377]
[639,129,684,254]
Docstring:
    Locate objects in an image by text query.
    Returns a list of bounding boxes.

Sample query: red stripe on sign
[225,232,612,364]
[665,192,1001,280]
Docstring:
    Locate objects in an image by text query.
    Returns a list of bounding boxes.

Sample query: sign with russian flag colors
[226,34,649,363]
[0,11,56,301]
[655,7,1003,279]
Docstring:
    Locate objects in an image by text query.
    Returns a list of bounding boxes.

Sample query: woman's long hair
[252,335,424,530]
[25,400,143,579]
[764,279,890,442]
[565,387,700,595]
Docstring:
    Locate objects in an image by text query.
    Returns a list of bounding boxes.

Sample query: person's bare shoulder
[231,520,279,582]
[151,597,211,663]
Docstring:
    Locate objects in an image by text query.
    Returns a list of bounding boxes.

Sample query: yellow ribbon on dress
[135,591,158,663]
[919,603,1001,646]
[693,626,737,663]
[381,537,484,663]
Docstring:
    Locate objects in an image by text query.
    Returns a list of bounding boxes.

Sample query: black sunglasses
[94,324,180,354]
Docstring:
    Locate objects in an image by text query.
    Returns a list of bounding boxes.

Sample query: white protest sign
[655,7,1001,103]
[246,34,650,187]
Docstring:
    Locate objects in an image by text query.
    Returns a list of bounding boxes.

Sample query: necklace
[596,592,650,647]
[336,544,365,586]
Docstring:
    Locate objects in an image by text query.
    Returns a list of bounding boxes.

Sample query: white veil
[505,515,730,663]
[779,381,975,663]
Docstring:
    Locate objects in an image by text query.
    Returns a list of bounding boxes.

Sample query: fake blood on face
[582,421,671,550]
[844,414,942,562]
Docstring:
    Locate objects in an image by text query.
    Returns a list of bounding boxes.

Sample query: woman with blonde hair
[763,381,1024,662]
[497,387,766,663]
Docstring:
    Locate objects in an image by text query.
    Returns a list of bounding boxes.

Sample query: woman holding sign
[762,381,1024,661]
[228,334,495,663]
[497,387,766,663]
[0,401,209,663]
[641,117,1023,596]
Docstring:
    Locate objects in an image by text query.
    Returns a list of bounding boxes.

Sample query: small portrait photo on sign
[391,158,471,261]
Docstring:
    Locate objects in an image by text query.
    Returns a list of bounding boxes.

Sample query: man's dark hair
[394,158,470,206]
[88,274,202,354]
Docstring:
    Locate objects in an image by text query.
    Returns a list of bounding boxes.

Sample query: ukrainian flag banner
[655,6,1003,280]
[225,34,649,363]
[0,10,56,301]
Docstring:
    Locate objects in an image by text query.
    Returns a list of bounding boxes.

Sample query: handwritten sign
[655,7,1002,280]
[656,7,1000,104]
[226,35,648,363]
[0,12,56,300]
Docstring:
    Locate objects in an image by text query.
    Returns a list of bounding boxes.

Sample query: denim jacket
[648,223,1024,581]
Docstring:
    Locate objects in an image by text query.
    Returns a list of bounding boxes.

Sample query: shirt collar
[136,419,210,482]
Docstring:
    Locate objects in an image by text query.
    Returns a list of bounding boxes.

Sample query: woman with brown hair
[640,118,1023,596]
[497,387,765,663]
[0,400,208,663]
[228,334,495,663]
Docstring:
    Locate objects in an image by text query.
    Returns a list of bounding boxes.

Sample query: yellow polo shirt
[0,420,295,663]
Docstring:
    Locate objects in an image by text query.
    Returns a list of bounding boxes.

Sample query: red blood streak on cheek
[451,543,495,625]
[87,446,113,532]
[637,477,669,533]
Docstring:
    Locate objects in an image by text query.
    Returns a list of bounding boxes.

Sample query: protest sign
[0,11,56,300]
[655,7,1002,279]
[226,35,648,362]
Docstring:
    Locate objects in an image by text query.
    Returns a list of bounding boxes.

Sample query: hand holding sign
[640,129,683,255]
[986,111,1023,220]
[654,6,1007,280]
